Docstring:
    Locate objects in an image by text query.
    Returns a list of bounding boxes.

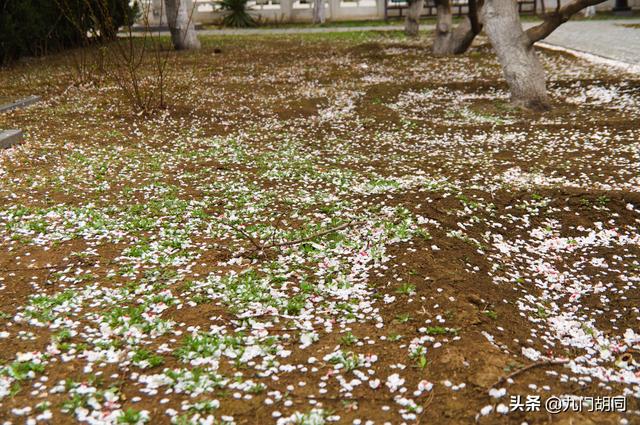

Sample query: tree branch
[224,220,367,255]
[222,221,265,252]
[262,220,366,250]
[490,358,569,388]
[525,0,606,44]
[468,0,483,35]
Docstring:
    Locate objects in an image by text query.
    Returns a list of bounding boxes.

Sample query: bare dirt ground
[0,31,639,425]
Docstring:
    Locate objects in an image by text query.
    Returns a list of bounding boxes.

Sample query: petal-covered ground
[0,32,639,424]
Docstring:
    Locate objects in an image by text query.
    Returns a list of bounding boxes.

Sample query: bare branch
[526,0,607,44]
[222,221,265,252]
[223,219,367,256]
[263,220,366,250]
[490,359,569,388]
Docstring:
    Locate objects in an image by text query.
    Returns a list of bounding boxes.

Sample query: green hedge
[0,0,137,65]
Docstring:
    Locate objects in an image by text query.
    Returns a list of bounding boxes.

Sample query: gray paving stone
[0,95,41,113]
[538,19,640,65]
[0,129,23,149]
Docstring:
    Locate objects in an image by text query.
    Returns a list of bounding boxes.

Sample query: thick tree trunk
[432,0,476,55]
[313,0,326,24]
[433,0,454,53]
[405,0,424,37]
[481,0,550,110]
[432,0,482,55]
[164,0,201,50]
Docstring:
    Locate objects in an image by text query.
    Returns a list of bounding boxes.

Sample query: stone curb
[0,129,23,149]
[0,95,41,149]
[0,95,41,113]
[537,41,640,74]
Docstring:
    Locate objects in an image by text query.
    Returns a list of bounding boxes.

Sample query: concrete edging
[536,41,640,74]
[0,130,23,149]
[0,95,41,113]
[0,95,41,149]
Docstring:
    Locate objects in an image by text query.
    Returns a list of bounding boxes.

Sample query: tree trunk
[313,0,326,24]
[164,0,201,50]
[481,0,550,110]
[405,0,424,37]
[432,0,478,55]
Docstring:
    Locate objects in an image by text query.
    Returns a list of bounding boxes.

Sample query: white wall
[140,0,385,25]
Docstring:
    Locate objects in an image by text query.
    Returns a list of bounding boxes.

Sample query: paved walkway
[532,19,640,66]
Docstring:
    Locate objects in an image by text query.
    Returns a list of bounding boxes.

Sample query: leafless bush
[54,0,188,112]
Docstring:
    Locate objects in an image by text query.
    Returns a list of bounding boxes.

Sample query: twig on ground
[0,263,81,273]
[416,390,435,425]
[224,219,367,255]
[222,221,264,252]
[117,364,130,399]
[490,358,570,389]
[262,220,366,250]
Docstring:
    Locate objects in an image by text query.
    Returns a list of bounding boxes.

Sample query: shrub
[219,0,256,28]
[0,0,137,65]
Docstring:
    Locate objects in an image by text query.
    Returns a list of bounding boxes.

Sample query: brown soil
[0,31,639,425]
